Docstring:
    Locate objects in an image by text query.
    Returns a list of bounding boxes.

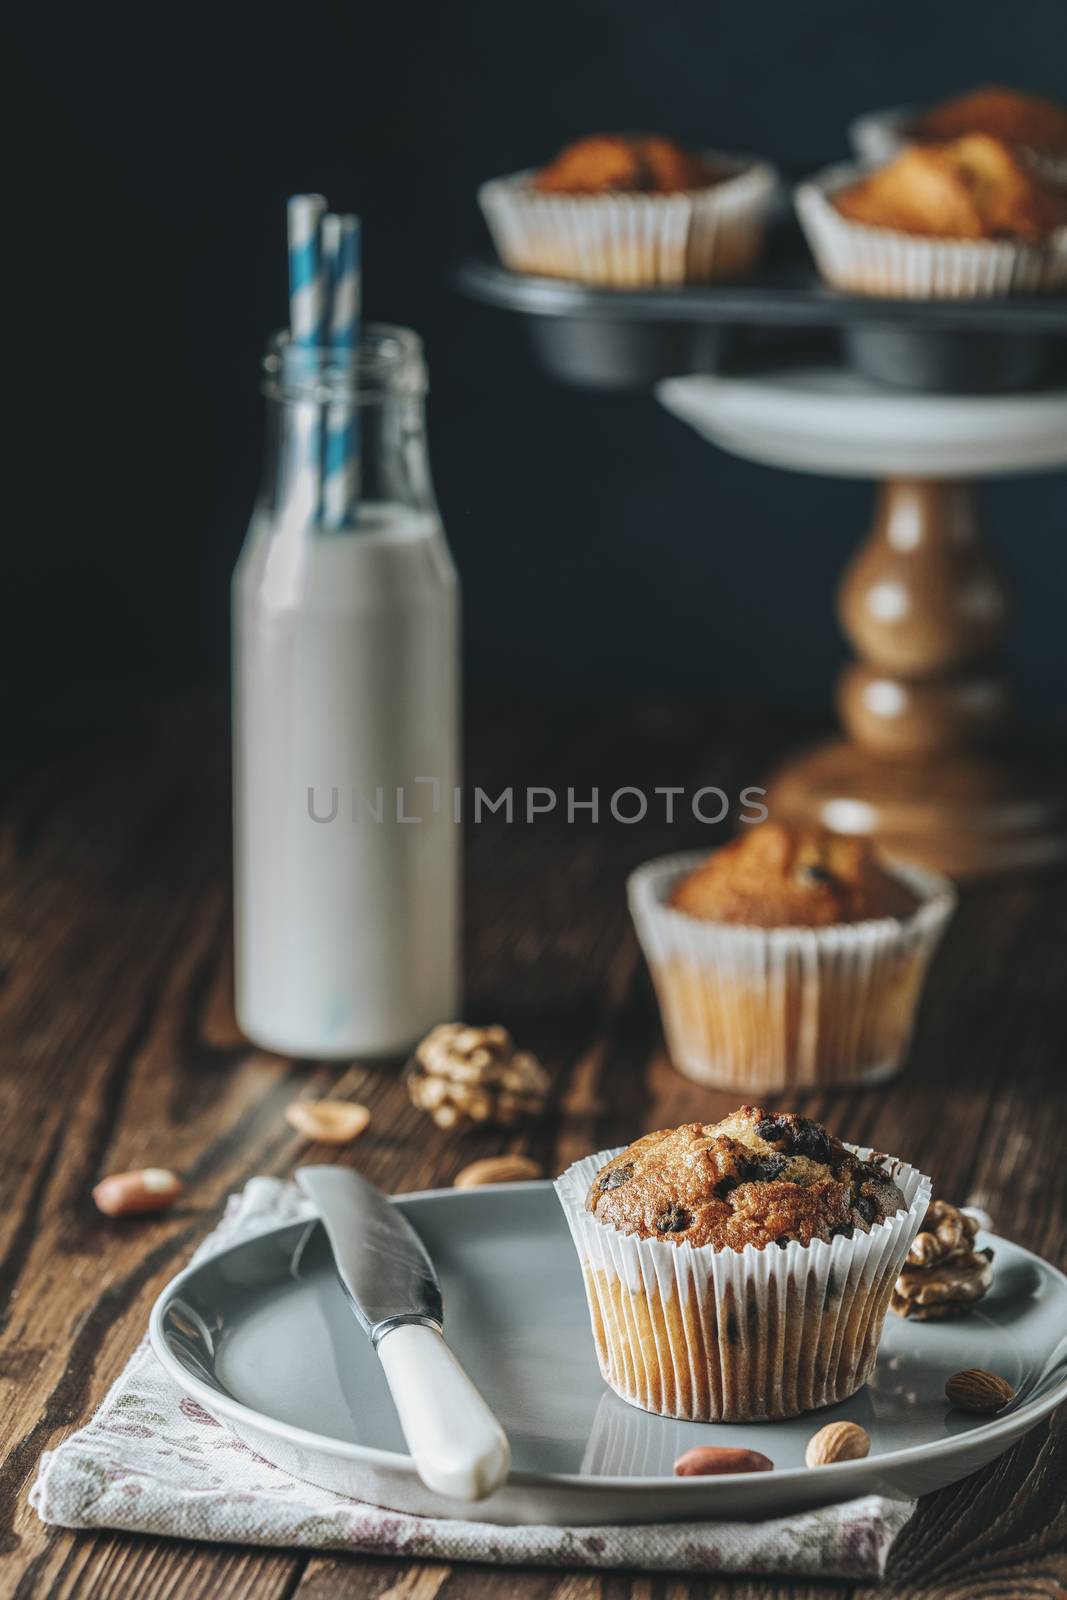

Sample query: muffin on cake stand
[658,368,1067,878]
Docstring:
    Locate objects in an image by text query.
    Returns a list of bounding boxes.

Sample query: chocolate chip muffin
[532,134,723,196]
[797,136,1067,298]
[670,824,919,928]
[587,1108,906,1252]
[833,136,1067,243]
[556,1114,931,1422]
[478,136,777,287]
[852,87,1067,193]
[628,826,955,1093]
[911,86,1067,164]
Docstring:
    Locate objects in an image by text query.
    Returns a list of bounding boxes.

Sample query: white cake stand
[658,368,1067,878]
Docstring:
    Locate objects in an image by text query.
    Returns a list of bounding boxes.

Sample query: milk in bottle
[232,327,460,1057]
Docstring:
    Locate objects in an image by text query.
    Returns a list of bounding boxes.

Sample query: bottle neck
[257,325,437,530]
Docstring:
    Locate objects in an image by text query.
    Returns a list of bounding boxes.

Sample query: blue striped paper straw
[322,214,362,529]
[320,211,343,311]
[286,194,328,524]
[286,194,327,347]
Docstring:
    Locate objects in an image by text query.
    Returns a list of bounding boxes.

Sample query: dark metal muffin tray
[458,255,1067,394]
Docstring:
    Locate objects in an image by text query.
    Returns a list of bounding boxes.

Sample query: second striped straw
[322,212,362,529]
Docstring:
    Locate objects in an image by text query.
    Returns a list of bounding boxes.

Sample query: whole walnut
[408,1023,550,1131]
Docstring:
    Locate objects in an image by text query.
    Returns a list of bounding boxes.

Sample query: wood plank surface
[1,692,1065,1598]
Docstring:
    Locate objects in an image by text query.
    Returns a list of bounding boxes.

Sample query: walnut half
[906,1198,980,1267]
[892,1198,994,1321]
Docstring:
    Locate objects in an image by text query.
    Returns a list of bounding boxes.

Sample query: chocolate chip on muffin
[586,1107,906,1252]
[655,1204,692,1233]
[797,862,837,888]
[754,1112,835,1166]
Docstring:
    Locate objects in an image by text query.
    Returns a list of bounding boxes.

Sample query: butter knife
[295,1166,510,1502]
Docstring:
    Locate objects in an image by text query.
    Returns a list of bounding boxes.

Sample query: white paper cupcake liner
[627,851,955,1093]
[556,1147,931,1423]
[848,107,916,169]
[478,155,778,287]
[849,107,1067,187]
[796,162,1067,297]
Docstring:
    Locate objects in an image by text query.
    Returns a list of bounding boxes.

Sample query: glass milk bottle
[233,326,460,1057]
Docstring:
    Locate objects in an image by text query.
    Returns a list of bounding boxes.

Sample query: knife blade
[296,1164,442,1340]
[295,1166,510,1502]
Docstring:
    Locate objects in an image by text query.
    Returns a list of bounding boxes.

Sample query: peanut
[453,1154,544,1188]
[285,1100,371,1145]
[93,1168,183,1217]
[806,1421,870,1467]
[673,1447,774,1477]
[945,1368,1014,1414]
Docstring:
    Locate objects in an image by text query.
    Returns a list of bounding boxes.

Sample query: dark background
[9,0,1066,713]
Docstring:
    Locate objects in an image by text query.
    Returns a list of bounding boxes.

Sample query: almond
[453,1155,544,1188]
[285,1100,371,1145]
[673,1447,774,1477]
[92,1168,184,1217]
[805,1421,870,1467]
[945,1368,1014,1414]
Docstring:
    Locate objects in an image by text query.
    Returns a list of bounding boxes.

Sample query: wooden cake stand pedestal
[658,370,1067,879]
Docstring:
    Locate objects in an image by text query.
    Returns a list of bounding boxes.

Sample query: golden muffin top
[668,823,918,928]
[533,134,723,195]
[834,134,1067,241]
[586,1107,907,1251]
[911,85,1067,156]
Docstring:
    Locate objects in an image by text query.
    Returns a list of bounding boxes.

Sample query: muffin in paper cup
[628,851,955,1092]
[849,106,1067,188]
[478,155,778,287]
[556,1145,931,1422]
[796,162,1067,297]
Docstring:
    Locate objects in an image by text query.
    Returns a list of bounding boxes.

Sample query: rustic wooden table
[3,693,1066,1598]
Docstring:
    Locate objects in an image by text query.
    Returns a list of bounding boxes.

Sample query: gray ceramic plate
[149,1183,1067,1525]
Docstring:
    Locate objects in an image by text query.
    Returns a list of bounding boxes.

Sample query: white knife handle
[376,1322,510,1502]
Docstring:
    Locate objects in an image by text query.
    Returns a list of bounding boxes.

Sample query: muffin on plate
[628,823,955,1092]
[555,1106,931,1421]
[797,134,1067,297]
[478,133,778,287]
[852,85,1067,183]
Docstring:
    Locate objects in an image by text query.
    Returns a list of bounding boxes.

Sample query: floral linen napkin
[31,1177,913,1579]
